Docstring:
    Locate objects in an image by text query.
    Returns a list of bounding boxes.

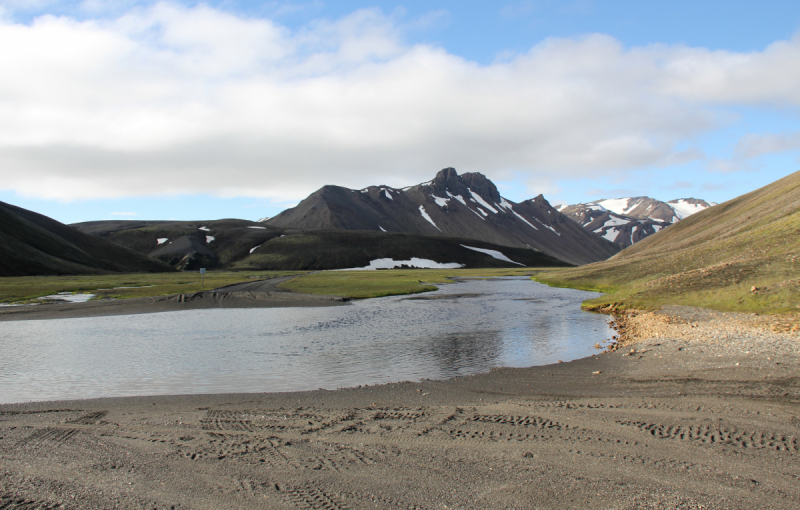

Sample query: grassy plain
[0,267,539,304]
[534,170,800,315]
[279,267,538,299]
[0,271,302,304]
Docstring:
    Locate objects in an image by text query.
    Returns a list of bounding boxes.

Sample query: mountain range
[263,168,619,266]
[72,220,569,271]
[2,167,725,276]
[558,197,715,247]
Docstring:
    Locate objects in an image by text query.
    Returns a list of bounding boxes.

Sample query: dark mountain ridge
[0,201,174,277]
[264,168,619,265]
[72,219,569,271]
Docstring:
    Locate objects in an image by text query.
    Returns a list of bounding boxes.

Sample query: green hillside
[536,170,800,314]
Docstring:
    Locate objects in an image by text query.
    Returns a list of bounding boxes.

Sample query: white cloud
[735,131,800,159]
[0,4,799,201]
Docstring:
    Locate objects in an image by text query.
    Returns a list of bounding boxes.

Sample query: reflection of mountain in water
[418,330,505,378]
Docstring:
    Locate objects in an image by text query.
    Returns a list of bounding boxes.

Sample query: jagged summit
[263,168,619,265]
[560,196,716,247]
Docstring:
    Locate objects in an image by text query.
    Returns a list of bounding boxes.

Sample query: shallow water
[0,277,612,404]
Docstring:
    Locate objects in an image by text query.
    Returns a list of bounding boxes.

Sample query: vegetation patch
[0,271,302,304]
[281,268,539,299]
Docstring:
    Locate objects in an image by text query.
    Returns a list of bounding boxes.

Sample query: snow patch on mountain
[532,216,560,236]
[668,199,713,219]
[599,216,629,228]
[446,191,467,206]
[596,198,636,215]
[461,245,524,265]
[419,205,441,231]
[468,189,498,213]
[602,228,620,242]
[503,204,537,230]
[337,258,464,270]
[431,194,450,207]
[157,238,168,245]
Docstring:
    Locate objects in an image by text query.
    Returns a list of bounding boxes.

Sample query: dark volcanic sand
[1,306,799,509]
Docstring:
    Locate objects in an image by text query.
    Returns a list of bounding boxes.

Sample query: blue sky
[1,0,799,223]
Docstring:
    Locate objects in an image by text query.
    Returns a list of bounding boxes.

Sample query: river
[0,277,612,403]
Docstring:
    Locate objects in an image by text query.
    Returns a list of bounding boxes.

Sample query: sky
[1,0,799,223]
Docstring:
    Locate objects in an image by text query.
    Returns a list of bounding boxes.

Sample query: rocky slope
[263,168,619,265]
[0,201,174,276]
[559,197,715,247]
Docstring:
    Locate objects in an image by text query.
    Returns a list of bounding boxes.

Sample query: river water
[0,277,612,404]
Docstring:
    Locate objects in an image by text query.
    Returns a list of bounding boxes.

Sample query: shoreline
[2,305,799,509]
[0,275,350,322]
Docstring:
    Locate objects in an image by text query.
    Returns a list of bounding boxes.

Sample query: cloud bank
[1,3,799,201]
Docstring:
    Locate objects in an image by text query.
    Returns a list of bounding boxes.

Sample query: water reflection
[418,330,504,378]
[0,278,611,403]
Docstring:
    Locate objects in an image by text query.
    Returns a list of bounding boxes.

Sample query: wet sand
[0,276,349,322]
[1,305,799,509]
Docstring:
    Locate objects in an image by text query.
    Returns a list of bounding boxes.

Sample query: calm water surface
[0,278,612,403]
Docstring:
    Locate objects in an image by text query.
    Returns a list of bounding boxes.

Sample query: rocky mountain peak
[460,172,501,204]
[264,167,621,265]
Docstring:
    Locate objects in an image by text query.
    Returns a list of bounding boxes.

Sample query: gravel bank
[1,305,798,509]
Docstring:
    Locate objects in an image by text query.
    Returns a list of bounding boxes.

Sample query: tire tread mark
[201,411,253,432]
[66,411,107,425]
[618,420,798,452]
[0,494,63,509]
[280,485,348,510]
[469,414,572,430]
[17,428,79,447]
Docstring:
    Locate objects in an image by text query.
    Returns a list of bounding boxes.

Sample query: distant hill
[263,168,620,266]
[538,171,800,314]
[72,219,569,270]
[559,197,715,247]
[0,201,174,277]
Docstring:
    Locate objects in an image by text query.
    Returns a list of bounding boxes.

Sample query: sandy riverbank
[1,306,799,509]
[0,276,349,322]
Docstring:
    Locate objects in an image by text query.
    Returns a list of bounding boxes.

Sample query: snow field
[336,258,464,270]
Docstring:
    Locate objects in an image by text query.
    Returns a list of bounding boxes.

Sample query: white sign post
[200,268,206,290]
